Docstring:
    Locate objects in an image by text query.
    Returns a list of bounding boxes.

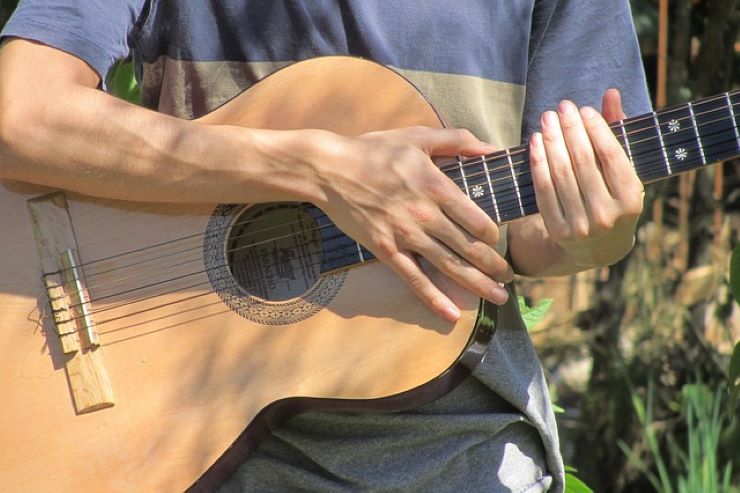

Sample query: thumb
[602,88,627,123]
[411,127,497,158]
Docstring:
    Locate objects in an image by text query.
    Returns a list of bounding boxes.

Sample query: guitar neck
[444,90,740,224]
[315,90,740,274]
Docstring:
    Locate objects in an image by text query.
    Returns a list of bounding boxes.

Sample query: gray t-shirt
[2,1,651,491]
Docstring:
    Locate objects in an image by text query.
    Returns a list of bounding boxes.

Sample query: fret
[459,156,497,217]
[355,241,365,263]
[623,114,665,182]
[615,120,633,163]
[481,156,502,223]
[653,113,673,175]
[693,93,738,164]
[687,102,707,166]
[727,92,740,147]
[490,153,519,222]
[507,149,525,218]
[458,159,470,197]
[516,149,537,216]
[656,104,703,174]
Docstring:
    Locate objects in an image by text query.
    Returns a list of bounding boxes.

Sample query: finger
[529,132,567,230]
[427,211,513,282]
[410,127,497,157]
[601,88,626,123]
[387,250,461,322]
[438,187,502,244]
[557,100,612,211]
[580,105,643,208]
[409,235,510,305]
[541,110,589,228]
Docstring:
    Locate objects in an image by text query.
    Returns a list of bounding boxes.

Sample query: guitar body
[0,57,494,491]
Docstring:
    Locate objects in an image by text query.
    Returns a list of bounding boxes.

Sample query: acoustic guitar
[0,57,737,491]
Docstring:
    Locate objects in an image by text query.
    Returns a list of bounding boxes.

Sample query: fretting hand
[527,89,644,270]
[315,126,514,322]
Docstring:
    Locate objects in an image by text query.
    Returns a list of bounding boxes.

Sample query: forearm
[0,39,337,205]
[0,86,334,205]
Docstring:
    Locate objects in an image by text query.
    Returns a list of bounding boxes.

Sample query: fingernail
[530,132,543,149]
[580,106,599,120]
[491,285,509,305]
[558,100,576,115]
[444,306,461,322]
[542,111,558,128]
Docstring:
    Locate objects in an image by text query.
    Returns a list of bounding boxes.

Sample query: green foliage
[107,60,140,104]
[675,384,733,493]
[731,244,740,306]
[620,379,674,493]
[620,377,737,493]
[730,342,740,413]
[564,466,594,493]
[517,296,553,331]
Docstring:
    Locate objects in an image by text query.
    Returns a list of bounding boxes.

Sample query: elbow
[0,94,36,180]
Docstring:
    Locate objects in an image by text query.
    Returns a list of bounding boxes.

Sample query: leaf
[731,243,740,305]
[564,472,594,493]
[729,340,740,412]
[517,296,553,331]
[552,403,565,414]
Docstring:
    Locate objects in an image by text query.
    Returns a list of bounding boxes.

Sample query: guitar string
[47,93,740,278]
[52,131,739,327]
[53,117,739,303]
[49,97,729,290]
[59,118,736,299]
[51,100,740,284]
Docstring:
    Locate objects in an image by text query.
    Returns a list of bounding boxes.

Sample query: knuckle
[443,252,463,271]
[592,210,616,231]
[463,240,489,261]
[571,148,593,166]
[571,220,590,240]
[551,163,570,182]
[406,272,428,292]
[549,227,568,243]
[457,128,475,141]
[471,216,499,242]
[494,261,514,282]
[601,144,626,164]
[374,236,398,259]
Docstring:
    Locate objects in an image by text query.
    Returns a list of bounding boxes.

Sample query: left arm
[508,89,644,277]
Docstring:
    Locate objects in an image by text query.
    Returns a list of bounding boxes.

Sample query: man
[0,1,651,491]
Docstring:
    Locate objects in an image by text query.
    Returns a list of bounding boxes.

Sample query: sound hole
[227,203,322,301]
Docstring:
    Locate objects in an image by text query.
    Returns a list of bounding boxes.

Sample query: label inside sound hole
[227,204,321,301]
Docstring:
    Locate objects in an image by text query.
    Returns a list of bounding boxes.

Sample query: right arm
[0,39,513,321]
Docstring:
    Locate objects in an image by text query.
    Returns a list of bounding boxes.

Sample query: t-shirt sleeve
[0,0,148,83]
[522,0,653,142]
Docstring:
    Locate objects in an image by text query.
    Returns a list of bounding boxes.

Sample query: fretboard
[444,90,739,224]
[316,90,739,273]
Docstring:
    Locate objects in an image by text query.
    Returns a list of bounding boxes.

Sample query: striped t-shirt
[2,1,651,491]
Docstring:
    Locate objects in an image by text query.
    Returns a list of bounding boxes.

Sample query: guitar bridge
[28,192,115,414]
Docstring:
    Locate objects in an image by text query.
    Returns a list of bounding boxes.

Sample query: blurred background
[1,1,738,491]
